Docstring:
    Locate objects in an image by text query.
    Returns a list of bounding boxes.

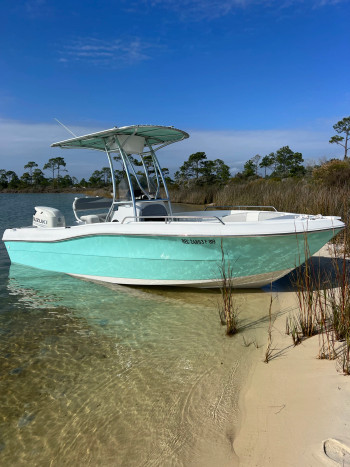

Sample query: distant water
[0,193,273,466]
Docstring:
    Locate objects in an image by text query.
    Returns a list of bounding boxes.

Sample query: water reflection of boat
[6,263,225,339]
[2,125,344,288]
[7,263,168,312]
[6,263,186,336]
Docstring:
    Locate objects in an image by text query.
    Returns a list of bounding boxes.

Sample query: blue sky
[1,0,349,178]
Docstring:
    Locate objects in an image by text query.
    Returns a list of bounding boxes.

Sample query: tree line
[0,157,77,189]
[1,116,349,190]
[237,116,350,180]
[0,151,230,190]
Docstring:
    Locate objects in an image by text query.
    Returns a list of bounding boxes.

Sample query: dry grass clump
[264,296,276,363]
[287,243,322,345]
[171,178,350,215]
[218,244,239,335]
[326,246,350,374]
[287,237,350,375]
[169,185,218,204]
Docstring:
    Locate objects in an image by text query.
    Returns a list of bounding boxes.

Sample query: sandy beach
[235,247,350,466]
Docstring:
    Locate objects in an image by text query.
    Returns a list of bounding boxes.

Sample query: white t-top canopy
[51,125,189,154]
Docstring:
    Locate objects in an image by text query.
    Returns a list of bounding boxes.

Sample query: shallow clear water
[0,194,274,466]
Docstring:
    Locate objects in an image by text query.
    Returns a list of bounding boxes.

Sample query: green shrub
[312,159,350,187]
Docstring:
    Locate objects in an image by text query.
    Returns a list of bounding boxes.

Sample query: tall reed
[287,233,350,373]
[290,239,321,341]
[326,239,350,373]
[218,242,239,335]
[171,179,350,215]
[264,296,275,363]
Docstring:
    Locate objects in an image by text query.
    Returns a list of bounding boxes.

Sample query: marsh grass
[326,241,350,373]
[287,236,324,349]
[264,295,276,363]
[171,179,349,214]
[288,233,350,374]
[218,242,239,335]
[340,335,350,375]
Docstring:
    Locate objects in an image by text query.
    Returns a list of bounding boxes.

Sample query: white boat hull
[3,214,343,288]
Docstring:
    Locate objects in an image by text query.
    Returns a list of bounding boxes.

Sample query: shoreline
[235,247,350,466]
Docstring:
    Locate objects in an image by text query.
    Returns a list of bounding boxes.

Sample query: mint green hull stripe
[4,230,339,281]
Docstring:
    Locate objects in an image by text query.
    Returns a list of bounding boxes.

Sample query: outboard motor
[33,206,66,228]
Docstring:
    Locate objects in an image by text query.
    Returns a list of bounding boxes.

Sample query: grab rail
[204,205,277,211]
[121,215,225,225]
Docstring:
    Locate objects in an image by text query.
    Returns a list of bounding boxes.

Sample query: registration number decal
[181,238,216,245]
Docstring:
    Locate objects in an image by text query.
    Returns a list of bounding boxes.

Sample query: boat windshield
[114,153,165,202]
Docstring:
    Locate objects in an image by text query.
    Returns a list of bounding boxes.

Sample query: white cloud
[0,119,344,179]
[59,37,157,67]
[135,0,346,20]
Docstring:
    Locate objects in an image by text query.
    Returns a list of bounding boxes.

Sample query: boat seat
[246,211,261,222]
[140,203,168,221]
[73,197,112,223]
[223,213,247,222]
[80,214,100,224]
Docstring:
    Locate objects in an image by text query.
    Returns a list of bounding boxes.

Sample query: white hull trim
[70,268,293,288]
